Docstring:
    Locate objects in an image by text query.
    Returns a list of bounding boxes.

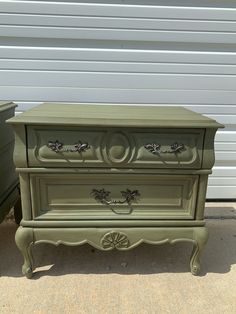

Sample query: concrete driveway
[0,203,235,314]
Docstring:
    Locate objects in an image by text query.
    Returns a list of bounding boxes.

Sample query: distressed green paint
[0,102,20,223]
[7,103,223,277]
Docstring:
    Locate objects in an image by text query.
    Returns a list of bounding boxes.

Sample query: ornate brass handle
[144,142,185,155]
[47,140,90,153]
[91,188,140,215]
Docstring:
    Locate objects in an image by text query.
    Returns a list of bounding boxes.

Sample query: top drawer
[27,126,204,169]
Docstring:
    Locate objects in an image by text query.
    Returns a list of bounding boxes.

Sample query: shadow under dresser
[7,103,223,278]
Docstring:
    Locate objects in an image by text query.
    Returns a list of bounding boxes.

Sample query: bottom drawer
[30,173,199,220]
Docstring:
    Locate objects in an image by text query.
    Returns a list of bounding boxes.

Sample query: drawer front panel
[27,127,106,167]
[30,174,198,220]
[27,126,204,168]
[132,129,204,168]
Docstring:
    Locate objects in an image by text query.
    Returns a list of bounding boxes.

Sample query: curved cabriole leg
[15,227,34,279]
[190,227,209,276]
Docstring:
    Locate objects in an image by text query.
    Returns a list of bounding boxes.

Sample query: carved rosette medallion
[101,232,130,250]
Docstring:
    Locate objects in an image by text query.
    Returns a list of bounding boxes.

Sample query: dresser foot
[15,227,34,278]
[190,227,209,276]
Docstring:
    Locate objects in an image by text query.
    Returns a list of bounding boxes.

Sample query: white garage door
[0,0,235,198]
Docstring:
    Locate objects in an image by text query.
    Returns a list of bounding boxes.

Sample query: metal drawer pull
[47,140,90,153]
[144,142,185,154]
[91,188,140,215]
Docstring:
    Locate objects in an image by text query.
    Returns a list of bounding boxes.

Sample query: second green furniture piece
[0,102,20,224]
[8,103,223,278]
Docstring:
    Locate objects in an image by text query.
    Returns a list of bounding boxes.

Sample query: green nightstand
[7,103,223,278]
[0,102,21,224]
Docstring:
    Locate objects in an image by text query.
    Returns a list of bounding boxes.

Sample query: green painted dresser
[7,103,223,278]
[0,102,20,223]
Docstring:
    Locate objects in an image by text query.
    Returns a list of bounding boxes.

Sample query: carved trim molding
[17,227,209,277]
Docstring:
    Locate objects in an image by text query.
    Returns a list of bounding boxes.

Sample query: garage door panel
[2,13,236,33]
[209,177,236,185]
[186,105,236,115]
[212,167,236,175]
[4,87,236,105]
[1,45,236,64]
[215,143,236,151]
[215,131,236,142]
[205,114,236,125]
[1,1,236,20]
[2,71,236,90]
[0,0,235,198]
[207,187,236,199]
[2,60,236,76]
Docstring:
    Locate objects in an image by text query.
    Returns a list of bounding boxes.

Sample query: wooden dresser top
[7,103,223,128]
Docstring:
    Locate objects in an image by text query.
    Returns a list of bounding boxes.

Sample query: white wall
[0,0,236,198]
